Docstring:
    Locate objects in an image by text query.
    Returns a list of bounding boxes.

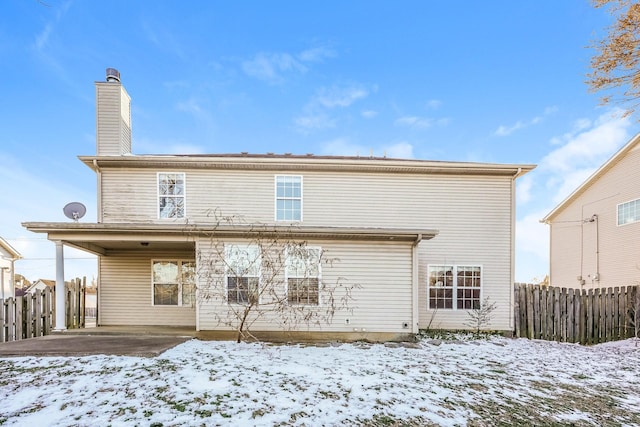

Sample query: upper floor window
[275,175,302,221]
[618,198,640,226]
[428,265,482,310]
[286,246,321,305]
[225,245,261,305]
[152,260,195,306]
[158,173,185,219]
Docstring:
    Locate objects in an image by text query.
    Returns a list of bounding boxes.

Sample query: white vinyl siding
[101,170,510,230]
[95,82,131,156]
[99,250,196,327]
[98,167,515,331]
[197,239,413,333]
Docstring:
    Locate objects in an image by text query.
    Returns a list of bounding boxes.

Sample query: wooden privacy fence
[1,288,53,342]
[0,277,88,343]
[514,283,640,344]
[64,277,87,329]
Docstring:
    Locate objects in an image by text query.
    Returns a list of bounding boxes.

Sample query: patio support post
[54,240,66,331]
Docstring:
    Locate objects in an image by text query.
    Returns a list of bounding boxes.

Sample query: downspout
[509,168,521,330]
[412,234,422,334]
[594,214,600,282]
[93,159,103,223]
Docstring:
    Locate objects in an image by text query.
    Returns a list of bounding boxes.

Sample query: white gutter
[412,234,423,334]
[509,167,521,330]
[93,159,102,223]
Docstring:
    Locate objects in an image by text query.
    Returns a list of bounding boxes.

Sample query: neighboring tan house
[23,69,535,340]
[0,237,21,300]
[542,133,640,289]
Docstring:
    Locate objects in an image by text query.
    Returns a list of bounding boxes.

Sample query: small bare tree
[464,297,497,337]
[195,212,359,343]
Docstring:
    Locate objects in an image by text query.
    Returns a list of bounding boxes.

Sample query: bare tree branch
[195,211,360,343]
[588,0,640,118]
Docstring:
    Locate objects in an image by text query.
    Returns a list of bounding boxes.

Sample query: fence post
[612,287,620,340]
[514,284,521,337]
[629,286,639,339]
[575,288,580,343]
[0,298,5,343]
[596,289,602,343]
[520,284,527,337]
[578,289,585,344]
[616,287,624,340]
[80,277,86,328]
[25,294,33,339]
[567,288,574,343]
[34,289,42,337]
[43,287,51,335]
[606,288,613,342]
[65,283,71,329]
[74,278,79,328]
[533,286,540,339]
[526,284,534,339]
[540,286,547,340]
[6,298,15,341]
[15,296,24,340]
[560,288,567,342]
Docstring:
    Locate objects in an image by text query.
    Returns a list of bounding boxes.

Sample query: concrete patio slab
[0,328,195,357]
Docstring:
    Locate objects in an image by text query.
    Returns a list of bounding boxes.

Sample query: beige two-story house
[542,133,640,289]
[24,69,535,340]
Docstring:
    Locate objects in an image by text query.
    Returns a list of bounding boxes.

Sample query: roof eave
[0,237,21,260]
[22,222,439,243]
[541,132,640,223]
[78,155,535,177]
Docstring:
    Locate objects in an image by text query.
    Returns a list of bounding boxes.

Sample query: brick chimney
[95,68,132,155]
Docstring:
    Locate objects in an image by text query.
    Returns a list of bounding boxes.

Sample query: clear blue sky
[1,0,638,284]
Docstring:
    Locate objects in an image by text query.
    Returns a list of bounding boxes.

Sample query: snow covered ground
[1,336,639,426]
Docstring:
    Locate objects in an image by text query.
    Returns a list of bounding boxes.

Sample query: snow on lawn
[1,336,640,426]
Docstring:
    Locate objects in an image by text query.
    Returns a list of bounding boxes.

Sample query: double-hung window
[158,173,185,219]
[428,265,481,310]
[275,175,302,221]
[286,246,321,305]
[152,260,195,306]
[225,245,260,304]
[617,198,640,226]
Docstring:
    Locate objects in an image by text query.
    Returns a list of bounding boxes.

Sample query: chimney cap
[106,68,120,83]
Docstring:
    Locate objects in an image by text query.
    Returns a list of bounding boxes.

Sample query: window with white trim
[276,175,302,221]
[428,265,481,310]
[152,260,195,306]
[158,173,185,219]
[618,198,640,226]
[225,245,260,304]
[286,246,321,305]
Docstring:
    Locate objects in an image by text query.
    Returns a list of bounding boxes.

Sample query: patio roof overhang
[22,222,439,256]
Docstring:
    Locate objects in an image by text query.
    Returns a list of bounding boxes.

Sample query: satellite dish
[63,202,86,222]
